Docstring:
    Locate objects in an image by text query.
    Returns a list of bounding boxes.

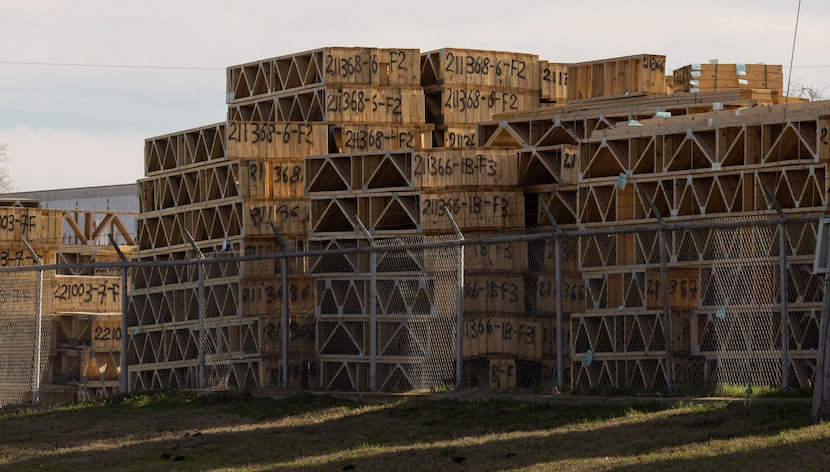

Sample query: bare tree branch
[788,81,828,101]
[0,143,13,193]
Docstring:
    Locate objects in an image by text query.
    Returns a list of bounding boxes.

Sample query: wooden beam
[64,214,88,244]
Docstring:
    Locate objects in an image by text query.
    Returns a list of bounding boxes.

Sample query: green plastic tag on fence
[582,349,594,367]
[715,305,726,320]
[617,173,628,190]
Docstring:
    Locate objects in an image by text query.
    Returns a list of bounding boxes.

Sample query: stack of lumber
[138,123,243,253]
[672,62,783,95]
[0,204,60,406]
[477,75,830,391]
[51,275,122,400]
[297,46,545,390]
[134,122,315,391]
[133,47,431,392]
[576,102,829,391]
[131,46,555,392]
[48,213,134,402]
[132,45,830,394]
[540,61,569,105]
[478,88,785,221]
[308,234,457,392]
[567,54,667,102]
[230,122,324,388]
[227,47,433,154]
[226,49,433,390]
[304,145,528,391]
[135,123,242,390]
[303,50,551,388]
[0,202,136,404]
[421,48,542,147]
[0,204,63,267]
[306,147,522,235]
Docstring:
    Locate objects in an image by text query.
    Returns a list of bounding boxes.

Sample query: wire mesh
[782,220,822,388]
[0,267,52,406]
[693,221,782,393]
[313,235,458,392]
[128,247,247,392]
[462,229,563,392]
[570,227,673,393]
[674,220,788,393]
[200,251,239,390]
[239,236,315,390]
[3,216,827,403]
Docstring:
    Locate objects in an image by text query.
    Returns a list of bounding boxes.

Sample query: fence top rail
[0,212,818,274]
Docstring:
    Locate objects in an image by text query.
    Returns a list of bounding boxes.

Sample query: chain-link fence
[0,269,51,405]
[0,213,826,405]
[309,235,458,392]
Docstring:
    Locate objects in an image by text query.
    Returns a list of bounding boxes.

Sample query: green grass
[0,390,827,471]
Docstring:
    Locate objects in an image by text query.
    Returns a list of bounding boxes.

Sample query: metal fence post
[540,201,565,392]
[270,223,291,390]
[443,207,464,390]
[23,240,42,404]
[762,183,789,390]
[109,235,130,394]
[813,216,830,422]
[639,191,673,393]
[658,228,673,393]
[355,217,377,392]
[185,230,206,390]
[780,220,790,390]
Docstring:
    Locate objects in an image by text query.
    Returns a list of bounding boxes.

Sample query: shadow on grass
[609,435,830,472]
[0,392,821,471]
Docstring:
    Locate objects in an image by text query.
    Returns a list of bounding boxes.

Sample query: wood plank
[331,123,434,153]
[324,86,426,124]
[90,315,122,350]
[421,189,524,233]
[645,267,700,310]
[0,271,55,315]
[463,274,524,313]
[425,85,540,125]
[462,313,556,360]
[240,236,307,276]
[540,61,569,103]
[487,88,782,125]
[432,125,478,148]
[820,118,830,161]
[673,63,783,94]
[568,54,666,102]
[258,356,320,390]
[0,207,62,245]
[413,147,518,190]
[257,312,316,357]
[52,276,121,313]
[536,272,586,313]
[240,275,315,317]
[238,159,306,199]
[422,48,540,91]
[227,47,421,104]
[489,358,517,389]
[243,198,309,238]
[466,240,528,272]
[226,122,328,160]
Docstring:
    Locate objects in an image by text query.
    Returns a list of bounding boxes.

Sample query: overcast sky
[1,0,827,192]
